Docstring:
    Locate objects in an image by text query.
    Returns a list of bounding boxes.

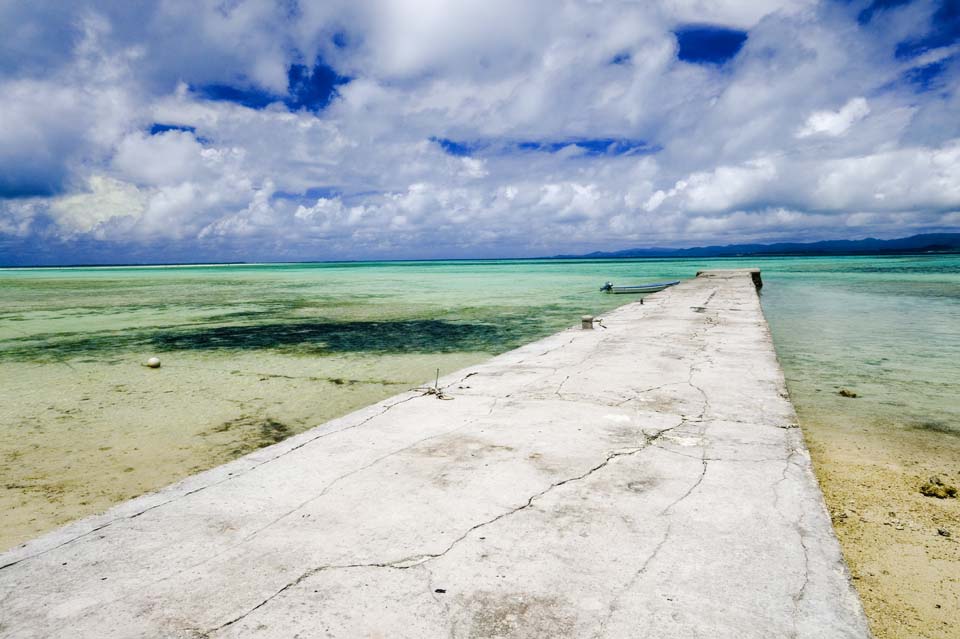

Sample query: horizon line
[3,231,958,269]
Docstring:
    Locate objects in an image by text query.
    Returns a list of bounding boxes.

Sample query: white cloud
[113,131,207,186]
[460,157,488,179]
[0,0,958,262]
[663,0,817,29]
[812,140,960,211]
[796,97,871,138]
[293,196,368,230]
[49,176,145,235]
[671,158,779,213]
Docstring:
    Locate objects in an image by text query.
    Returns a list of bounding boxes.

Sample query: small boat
[600,280,680,294]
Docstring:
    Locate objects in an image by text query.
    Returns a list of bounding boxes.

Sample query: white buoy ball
[146,357,161,369]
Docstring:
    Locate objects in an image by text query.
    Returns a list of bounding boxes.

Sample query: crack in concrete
[439,370,480,392]
[550,350,609,402]
[592,303,718,637]
[614,381,686,406]
[555,374,571,397]
[86,398,507,612]
[235,396,502,545]
[12,376,452,633]
[201,422,684,636]
[770,448,816,638]
[794,516,812,608]
[592,454,710,638]
[772,448,801,515]
[785,510,814,639]
[651,444,789,464]
[512,334,579,366]
[0,391,425,572]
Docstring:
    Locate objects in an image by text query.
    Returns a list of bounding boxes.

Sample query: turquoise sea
[1,255,958,547]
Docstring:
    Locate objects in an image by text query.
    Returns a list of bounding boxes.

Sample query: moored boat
[600,280,680,294]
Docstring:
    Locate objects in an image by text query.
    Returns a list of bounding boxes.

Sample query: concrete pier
[0,270,870,638]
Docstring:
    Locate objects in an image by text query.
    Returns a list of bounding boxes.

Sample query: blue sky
[1,0,959,265]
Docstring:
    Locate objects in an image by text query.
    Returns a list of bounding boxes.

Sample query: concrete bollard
[581,315,594,330]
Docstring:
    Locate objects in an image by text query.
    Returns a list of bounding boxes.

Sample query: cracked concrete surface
[0,270,870,638]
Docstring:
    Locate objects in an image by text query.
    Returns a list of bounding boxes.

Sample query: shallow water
[1,255,958,549]
[757,255,960,437]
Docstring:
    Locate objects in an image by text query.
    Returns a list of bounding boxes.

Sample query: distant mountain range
[552,233,960,259]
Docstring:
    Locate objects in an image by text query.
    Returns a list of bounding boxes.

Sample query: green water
[757,255,960,436]
[2,255,959,430]
[3,255,958,428]
[1,255,958,547]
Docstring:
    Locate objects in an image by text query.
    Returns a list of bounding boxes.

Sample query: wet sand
[802,414,960,638]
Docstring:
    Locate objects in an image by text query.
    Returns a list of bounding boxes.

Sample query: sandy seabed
[804,416,960,639]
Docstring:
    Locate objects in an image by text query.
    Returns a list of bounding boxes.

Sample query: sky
[1,0,959,265]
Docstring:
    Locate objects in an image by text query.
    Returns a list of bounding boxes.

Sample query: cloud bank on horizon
[1,0,958,264]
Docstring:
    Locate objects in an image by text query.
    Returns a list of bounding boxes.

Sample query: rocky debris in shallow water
[919,476,957,499]
[838,388,858,398]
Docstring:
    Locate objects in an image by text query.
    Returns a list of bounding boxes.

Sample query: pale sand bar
[0,270,870,638]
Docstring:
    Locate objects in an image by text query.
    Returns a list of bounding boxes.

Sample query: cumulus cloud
[796,97,871,138]
[112,131,208,186]
[0,0,958,263]
[812,140,960,211]
[651,158,779,214]
[49,176,145,235]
